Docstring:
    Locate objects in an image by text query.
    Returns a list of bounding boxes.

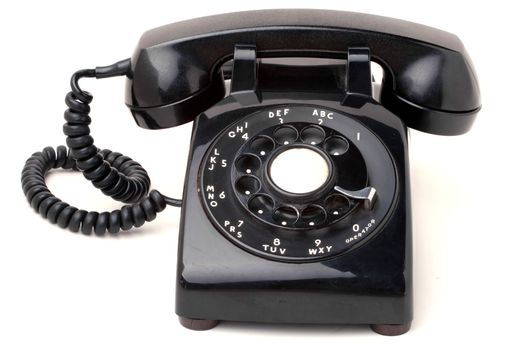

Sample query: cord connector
[95,59,131,79]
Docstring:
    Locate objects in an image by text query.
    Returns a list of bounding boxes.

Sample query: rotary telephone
[21,9,481,335]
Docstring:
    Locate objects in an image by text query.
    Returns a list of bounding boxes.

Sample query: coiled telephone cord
[21,59,182,235]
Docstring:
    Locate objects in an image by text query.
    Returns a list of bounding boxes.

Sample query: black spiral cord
[21,59,182,236]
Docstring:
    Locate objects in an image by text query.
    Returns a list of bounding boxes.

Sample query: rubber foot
[179,316,220,331]
[370,322,411,336]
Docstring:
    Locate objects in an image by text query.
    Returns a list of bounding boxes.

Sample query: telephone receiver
[126,10,480,134]
[22,9,480,336]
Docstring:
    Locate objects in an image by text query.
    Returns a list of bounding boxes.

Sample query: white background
[1,1,524,348]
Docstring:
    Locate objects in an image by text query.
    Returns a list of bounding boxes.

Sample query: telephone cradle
[21,10,480,336]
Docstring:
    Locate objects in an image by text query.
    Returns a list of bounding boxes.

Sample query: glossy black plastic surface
[343,48,373,108]
[175,50,414,327]
[176,94,412,326]
[230,45,260,105]
[125,9,480,135]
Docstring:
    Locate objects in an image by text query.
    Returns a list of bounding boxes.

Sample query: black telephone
[21,10,480,335]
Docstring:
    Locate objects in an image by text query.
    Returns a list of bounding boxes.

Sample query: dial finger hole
[300,205,327,227]
[323,136,349,156]
[273,125,299,145]
[235,175,261,196]
[250,135,275,156]
[248,194,274,215]
[273,206,299,226]
[300,125,326,145]
[325,194,352,216]
[235,154,261,174]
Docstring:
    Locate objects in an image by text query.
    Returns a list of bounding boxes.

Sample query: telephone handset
[21,10,480,335]
[126,10,479,132]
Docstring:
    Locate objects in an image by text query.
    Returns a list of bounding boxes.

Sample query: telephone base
[176,96,413,335]
[371,323,411,336]
[178,317,220,331]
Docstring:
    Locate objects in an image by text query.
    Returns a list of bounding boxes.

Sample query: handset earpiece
[378,46,481,135]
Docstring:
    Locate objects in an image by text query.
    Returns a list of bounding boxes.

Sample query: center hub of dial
[269,147,330,194]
